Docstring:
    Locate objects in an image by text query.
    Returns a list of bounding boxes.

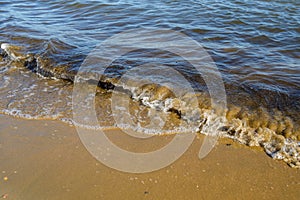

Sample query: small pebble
[3,177,8,181]
[1,194,8,199]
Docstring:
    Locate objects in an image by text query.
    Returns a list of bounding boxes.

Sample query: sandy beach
[0,114,299,200]
[1,0,300,199]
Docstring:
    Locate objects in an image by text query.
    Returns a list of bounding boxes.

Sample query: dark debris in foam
[0,47,8,60]
[87,79,115,90]
[24,56,55,78]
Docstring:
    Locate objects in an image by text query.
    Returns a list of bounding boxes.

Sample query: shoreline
[0,114,299,199]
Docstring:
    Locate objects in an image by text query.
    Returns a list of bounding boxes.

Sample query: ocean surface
[0,0,299,168]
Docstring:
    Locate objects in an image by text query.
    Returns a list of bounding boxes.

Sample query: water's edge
[0,43,299,169]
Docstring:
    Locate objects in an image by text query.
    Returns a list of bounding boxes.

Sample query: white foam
[0,43,10,50]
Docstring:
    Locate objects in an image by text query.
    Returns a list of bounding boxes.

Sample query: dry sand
[0,114,299,200]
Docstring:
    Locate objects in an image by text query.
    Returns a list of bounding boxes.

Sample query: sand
[0,114,299,200]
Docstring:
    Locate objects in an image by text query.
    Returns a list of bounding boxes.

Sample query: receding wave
[0,42,299,168]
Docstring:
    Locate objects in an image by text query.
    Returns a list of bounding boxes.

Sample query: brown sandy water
[0,114,299,200]
[1,53,299,168]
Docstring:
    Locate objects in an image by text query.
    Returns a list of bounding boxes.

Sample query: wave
[0,42,299,168]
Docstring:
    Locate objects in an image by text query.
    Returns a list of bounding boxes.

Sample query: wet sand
[0,114,299,200]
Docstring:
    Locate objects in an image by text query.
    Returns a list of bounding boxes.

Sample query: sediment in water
[0,43,299,168]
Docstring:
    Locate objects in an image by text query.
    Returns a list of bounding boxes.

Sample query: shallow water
[0,0,299,168]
